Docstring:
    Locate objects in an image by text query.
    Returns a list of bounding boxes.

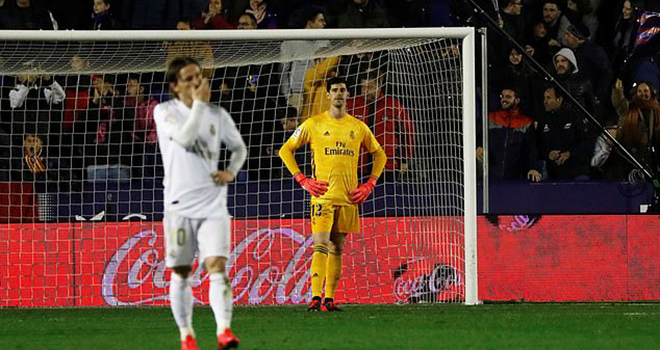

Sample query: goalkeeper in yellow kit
[279,76,387,312]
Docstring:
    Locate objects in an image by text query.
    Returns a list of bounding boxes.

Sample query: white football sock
[170,273,195,341]
[209,272,233,334]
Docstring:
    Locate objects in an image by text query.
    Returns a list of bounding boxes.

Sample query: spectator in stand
[478,87,542,181]
[236,12,257,29]
[125,74,158,145]
[590,124,620,179]
[72,74,126,170]
[490,0,534,95]
[477,87,541,181]
[553,47,599,122]
[91,0,121,30]
[564,0,597,41]
[499,47,537,116]
[335,0,389,28]
[0,0,56,29]
[7,125,60,188]
[9,65,65,137]
[166,18,214,76]
[347,72,414,181]
[124,74,160,177]
[537,86,594,180]
[244,0,278,29]
[19,131,48,183]
[62,55,92,133]
[525,20,553,67]
[280,6,327,115]
[564,24,611,100]
[541,1,573,48]
[501,0,526,44]
[194,0,235,29]
[609,0,637,78]
[610,79,660,179]
[58,55,92,186]
[301,56,340,121]
[338,50,387,98]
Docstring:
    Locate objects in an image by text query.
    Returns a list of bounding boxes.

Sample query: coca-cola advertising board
[1,217,464,307]
[1,215,658,307]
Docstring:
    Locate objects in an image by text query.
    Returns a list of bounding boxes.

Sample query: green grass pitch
[1,304,658,349]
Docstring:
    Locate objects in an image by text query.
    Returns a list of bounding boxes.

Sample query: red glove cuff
[365,177,378,189]
[294,173,306,184]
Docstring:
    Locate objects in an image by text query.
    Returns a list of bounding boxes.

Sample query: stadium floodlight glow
[0,28,477,306]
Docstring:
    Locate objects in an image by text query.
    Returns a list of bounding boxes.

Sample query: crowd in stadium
[0,0,659,190]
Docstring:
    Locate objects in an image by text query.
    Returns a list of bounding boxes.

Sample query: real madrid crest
[350,130,355,140]
[210,124,216,136]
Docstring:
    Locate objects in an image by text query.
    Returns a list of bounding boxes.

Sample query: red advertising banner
[1,215,658,307]
[477,215,660,301]
[1,217,464,307]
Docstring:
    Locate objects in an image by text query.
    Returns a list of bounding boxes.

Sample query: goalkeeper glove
[349,177,377,204]
[294,173,329,197]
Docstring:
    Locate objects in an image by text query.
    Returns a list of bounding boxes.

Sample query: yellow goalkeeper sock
[325,252,342,300]
[310,244,329,298]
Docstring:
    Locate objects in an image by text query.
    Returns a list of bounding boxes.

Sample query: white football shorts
[163,211,231,268]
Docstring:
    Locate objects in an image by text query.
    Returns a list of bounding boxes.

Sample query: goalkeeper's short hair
[326,76,348,92]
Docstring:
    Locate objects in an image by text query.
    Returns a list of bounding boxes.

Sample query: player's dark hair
[326,76,347,93]
[166,57,200,98]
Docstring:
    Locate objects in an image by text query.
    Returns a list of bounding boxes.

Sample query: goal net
[0,28,477,307]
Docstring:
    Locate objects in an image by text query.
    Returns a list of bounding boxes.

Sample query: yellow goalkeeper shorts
[310,201,360,234]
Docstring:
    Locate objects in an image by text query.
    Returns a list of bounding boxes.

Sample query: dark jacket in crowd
[482,108,540,180]
[537,105,595,180]
[555,71,599,122]
[92,11,122,30]
[572,40,611,99]
[0,2,54,29]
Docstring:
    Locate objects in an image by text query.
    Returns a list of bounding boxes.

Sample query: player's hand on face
[211,171,235,185]
[192,78,210,103]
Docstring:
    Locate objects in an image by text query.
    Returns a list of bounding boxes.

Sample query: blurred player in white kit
[154,56,247,350]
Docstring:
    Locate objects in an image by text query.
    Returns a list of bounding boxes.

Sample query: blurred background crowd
[1,0,659,202]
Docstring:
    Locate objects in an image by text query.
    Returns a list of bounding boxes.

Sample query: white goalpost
[0,28,477,307]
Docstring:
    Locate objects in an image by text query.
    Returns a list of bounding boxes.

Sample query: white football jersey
[154,99,246,219]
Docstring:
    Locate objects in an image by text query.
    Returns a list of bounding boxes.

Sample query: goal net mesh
[0,34,468,307]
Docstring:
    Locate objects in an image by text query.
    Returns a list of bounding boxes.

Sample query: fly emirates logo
[324,141,355,156]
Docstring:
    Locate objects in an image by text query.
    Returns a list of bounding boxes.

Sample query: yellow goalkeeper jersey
[280,111,386,206]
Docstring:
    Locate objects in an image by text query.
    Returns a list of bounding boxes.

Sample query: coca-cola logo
[392,258,462,303]
[102,227,313,306]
